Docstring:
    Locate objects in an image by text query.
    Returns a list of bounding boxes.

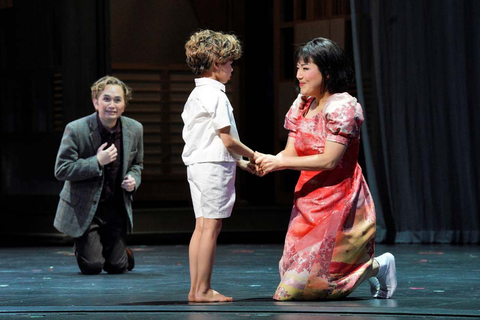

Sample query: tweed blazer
[54,112,143,238]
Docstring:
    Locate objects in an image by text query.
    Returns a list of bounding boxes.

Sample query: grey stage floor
[0,244,479,319]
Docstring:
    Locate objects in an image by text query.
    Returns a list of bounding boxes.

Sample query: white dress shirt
[181,78,241,166]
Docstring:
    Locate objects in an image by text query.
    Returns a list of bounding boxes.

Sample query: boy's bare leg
[195,218,233,302]
[188,217,204,302]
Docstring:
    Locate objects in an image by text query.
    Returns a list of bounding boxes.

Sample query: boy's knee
[194,224,204,234]
[214,223,222,236]
[214,220,223,234]
[202,219,223,237]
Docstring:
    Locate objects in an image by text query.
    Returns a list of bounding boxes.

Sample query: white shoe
[372,252,397,299]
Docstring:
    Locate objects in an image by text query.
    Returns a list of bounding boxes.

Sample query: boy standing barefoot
[182,30,257,302]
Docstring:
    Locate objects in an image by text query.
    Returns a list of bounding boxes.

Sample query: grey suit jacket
[54,112,144,238]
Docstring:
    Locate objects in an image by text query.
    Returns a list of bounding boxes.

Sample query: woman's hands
[237,151,275,176]
[254,152,282,177]
[254,140,347,175]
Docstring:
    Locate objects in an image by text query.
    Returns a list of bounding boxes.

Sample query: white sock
[367,277,380,296]
[374,252,397,299]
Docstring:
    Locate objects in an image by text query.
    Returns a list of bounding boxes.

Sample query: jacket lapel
[121,117,132,177]
[88,113,101,149]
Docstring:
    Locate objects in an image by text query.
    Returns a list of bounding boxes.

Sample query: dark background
[0,0,478,245]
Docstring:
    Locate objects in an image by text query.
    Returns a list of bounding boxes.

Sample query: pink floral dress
[273,93,376,300]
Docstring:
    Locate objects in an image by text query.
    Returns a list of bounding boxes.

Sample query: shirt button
[93,201,97,205]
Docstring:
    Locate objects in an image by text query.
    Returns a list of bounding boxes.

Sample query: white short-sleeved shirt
[181,78,241,166]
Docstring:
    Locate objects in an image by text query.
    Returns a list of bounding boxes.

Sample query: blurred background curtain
[351,0,480,243]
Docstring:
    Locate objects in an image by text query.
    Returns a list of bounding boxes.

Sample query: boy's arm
[218,126,255,159]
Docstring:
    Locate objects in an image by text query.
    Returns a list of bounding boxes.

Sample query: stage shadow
[119,296,369,306]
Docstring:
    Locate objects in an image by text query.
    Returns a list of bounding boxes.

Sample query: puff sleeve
[325,97,364,146]
[284,94,312,138]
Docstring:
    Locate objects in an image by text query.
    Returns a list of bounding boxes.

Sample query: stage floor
[0,244,478,319]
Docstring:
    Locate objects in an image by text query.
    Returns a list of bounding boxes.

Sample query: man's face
[93,84,126,128]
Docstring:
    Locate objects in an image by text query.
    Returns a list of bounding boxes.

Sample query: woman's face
[296,58,324,98]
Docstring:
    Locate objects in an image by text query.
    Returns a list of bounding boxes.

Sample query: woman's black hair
[294,37,354,94]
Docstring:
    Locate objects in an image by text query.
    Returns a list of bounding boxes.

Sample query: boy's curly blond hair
[91,75,133,105]
[185,29,242,75]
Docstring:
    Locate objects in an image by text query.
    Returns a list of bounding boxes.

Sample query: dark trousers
[74,200,129,275]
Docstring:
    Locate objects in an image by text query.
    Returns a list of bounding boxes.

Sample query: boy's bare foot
[194,289,233,302]
[188,292,196,302]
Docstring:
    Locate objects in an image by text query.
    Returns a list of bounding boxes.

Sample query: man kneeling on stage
[54,75,143,274]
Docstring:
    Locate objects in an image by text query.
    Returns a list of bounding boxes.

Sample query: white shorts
[187,162,236,219]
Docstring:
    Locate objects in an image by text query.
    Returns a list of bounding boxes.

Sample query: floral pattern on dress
[274,92,376,301]
[316,235,336,278]
[274,286,291,300]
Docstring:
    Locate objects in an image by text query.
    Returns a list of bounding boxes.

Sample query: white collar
[194,77,226,92]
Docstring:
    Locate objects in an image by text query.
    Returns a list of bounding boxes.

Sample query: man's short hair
[91,76,133,105]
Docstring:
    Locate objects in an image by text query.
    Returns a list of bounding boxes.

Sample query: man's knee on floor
[78,260,104,275]
[103,259,128,274]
